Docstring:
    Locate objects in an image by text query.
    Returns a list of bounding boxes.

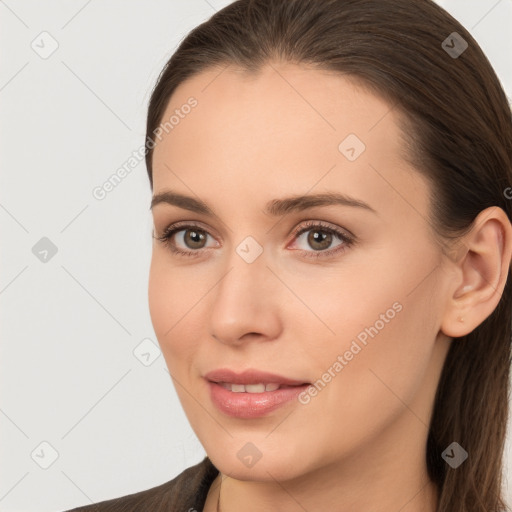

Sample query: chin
[206,441,312,482]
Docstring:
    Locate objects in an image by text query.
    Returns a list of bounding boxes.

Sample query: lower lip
[207,381,310,418]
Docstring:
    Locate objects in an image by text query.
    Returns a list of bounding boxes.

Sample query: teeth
[219,382,281,392]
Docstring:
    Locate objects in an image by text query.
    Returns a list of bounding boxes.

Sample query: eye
[153,220,355,260]
[288,220,355,259]
[153,222,217,258]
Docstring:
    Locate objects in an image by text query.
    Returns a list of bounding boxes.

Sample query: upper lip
[204,368,309,386]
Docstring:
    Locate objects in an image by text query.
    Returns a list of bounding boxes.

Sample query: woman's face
[148,62,453,481]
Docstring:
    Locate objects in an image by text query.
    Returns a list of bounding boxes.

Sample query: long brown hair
[144,1,512,510]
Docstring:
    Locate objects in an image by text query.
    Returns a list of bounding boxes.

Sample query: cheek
[148,254,200,372]
[303,251,441,431]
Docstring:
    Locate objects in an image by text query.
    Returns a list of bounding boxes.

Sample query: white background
[1,1,511,511]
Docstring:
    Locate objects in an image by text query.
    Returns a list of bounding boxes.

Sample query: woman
[65,0,512,511]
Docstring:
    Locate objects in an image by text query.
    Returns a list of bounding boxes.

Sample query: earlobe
[440,206,512,339]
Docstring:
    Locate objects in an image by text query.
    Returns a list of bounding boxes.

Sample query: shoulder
[61,456,219,512]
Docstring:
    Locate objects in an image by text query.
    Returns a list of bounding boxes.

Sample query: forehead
[150,62,429,222]
[155,62,400,147]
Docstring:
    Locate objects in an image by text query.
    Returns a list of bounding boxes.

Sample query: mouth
[204,368,310,387]
[214,382,307,393]
[204,370,312,418]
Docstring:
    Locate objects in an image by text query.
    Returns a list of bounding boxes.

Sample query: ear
[440,206,512,339]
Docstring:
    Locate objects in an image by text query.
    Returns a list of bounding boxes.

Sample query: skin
[148,62,512,512]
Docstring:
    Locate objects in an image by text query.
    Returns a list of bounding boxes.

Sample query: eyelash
[153,220,355,260]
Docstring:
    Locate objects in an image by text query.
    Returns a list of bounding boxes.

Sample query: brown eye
[181,228,207,249]
[155,220,355,260]
[293,225,343,252]
[305,229,333,251]
[154,223,216,257]
[290,221,355,260]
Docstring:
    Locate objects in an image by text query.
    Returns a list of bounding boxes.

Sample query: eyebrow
[150,190,378,217]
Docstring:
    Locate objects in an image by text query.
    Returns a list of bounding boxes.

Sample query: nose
[208,242,283,346]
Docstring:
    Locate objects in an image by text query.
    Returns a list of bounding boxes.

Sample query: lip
[204,368,310,419]
[204,368,309,386]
